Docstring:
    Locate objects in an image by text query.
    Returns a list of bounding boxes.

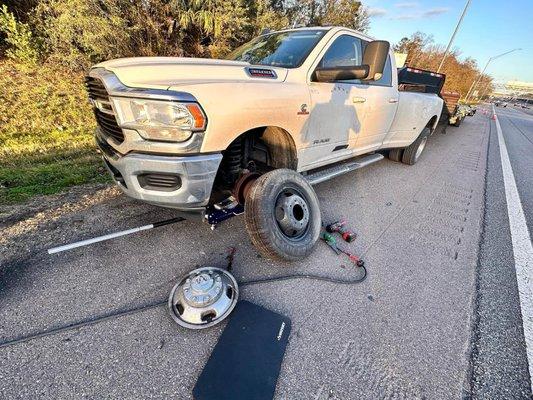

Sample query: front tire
[244,169,321,261]
[402,127,430,165]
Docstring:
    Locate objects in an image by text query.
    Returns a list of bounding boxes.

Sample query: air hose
[225,247,368,287]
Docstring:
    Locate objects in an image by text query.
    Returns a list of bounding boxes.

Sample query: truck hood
[94,57,289,89]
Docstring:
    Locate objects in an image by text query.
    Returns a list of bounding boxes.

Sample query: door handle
[352,97,366,103]
[388,98,399,103]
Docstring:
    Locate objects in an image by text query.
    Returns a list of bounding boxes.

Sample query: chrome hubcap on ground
[415,136,428,160]
[274,189,310,238]
[168,267,238,329]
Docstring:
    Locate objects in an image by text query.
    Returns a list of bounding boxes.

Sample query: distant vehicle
[502,102,508,107]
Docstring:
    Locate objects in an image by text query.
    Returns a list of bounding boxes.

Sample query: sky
[365,0,533,83]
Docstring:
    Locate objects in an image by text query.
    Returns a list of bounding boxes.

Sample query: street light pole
[477,81,493,101]
[437,0,472,73]
[465,58,491,101]
[464,48,521,102]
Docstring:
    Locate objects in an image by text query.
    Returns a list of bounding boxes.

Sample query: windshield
[226,30,326,68]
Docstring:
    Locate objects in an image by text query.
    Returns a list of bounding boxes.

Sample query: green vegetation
[0,60,108,204]
[0,155,108,204]
[0,5,39,65]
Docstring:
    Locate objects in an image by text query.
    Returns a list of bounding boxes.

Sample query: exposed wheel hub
[168,267,238,329]
[233,172,260,204]
[275,189,310,238]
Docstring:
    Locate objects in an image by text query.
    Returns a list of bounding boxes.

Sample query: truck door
[300,34,369,169]
[353,52,398,153]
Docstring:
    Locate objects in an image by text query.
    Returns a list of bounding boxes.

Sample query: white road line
[493,105,533,392]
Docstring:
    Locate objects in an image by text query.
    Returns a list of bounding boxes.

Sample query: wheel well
[260,126,298,170]
[213,126,297,192]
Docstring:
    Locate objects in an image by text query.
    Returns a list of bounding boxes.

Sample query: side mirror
[362,40,390,81]
[313,39,390,83]
[314,65,370,82]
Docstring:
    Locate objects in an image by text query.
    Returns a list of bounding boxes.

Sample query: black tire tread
[388,148,403,162]
[245,174,278,260]
[402,127,430,165]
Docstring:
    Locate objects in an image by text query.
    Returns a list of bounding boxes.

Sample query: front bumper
[98,139,222,209]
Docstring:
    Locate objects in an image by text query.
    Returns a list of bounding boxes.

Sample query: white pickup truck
[86,26,443,260]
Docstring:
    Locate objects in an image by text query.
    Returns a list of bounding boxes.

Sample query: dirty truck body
[87,26,443,260]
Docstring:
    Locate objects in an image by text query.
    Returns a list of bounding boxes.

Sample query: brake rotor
[168,267,239,329]
[233,172,260,204]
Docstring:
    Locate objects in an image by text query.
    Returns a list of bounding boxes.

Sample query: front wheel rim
[274,188,310,239]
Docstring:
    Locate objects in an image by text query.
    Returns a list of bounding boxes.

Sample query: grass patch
[0,153,109,204]
[0,60,109,205]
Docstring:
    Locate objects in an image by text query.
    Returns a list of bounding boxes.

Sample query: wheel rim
[274,188,310,239]
[415,136,428,161]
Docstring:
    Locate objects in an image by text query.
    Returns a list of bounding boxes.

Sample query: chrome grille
[93,109,124,143]
[85,76,125,143]
[85,76,109,100]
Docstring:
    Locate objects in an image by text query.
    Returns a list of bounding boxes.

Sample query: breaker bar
[47,217,184,255]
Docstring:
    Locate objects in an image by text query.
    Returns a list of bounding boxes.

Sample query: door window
[319,35,363,70]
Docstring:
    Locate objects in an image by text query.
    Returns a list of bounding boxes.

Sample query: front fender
[171,82,310,153]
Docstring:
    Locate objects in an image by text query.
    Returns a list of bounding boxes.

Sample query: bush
[0,60,95,161]
[32,0,132,70]
[0,4,39,64]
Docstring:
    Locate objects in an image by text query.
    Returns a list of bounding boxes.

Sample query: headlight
[111,98,206,142]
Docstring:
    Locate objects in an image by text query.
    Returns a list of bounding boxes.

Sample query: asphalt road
[470,104,533,399]
[0,107,531,399]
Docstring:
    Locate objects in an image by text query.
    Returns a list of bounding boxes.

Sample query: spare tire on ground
[244,169,321,261]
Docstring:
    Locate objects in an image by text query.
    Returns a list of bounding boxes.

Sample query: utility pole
[437,0,472,73]
[464,48,521,102]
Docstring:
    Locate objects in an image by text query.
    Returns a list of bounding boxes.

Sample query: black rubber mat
[193,300,291,400]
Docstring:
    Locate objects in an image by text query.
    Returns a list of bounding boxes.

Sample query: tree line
[394,32,493,99]
[0,0,368,70]
[0,1,488,97]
